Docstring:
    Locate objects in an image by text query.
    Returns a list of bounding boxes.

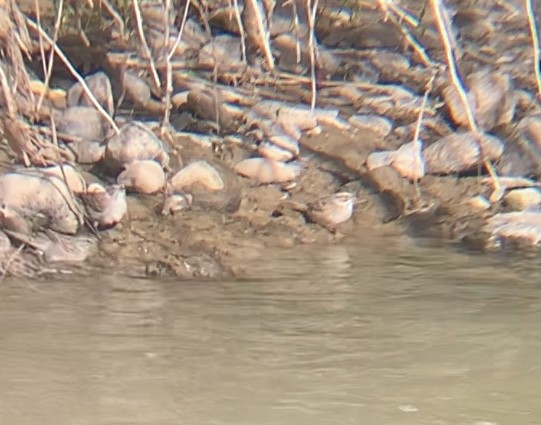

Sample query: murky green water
[1,233,541,425]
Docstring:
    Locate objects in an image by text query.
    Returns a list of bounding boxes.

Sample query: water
[1,234,541,425]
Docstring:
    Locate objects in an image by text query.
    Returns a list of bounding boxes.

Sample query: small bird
[305,192,357,231]
[286,192,357,232]
[81,183,128,230]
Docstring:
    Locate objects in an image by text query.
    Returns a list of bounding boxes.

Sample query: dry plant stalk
[525,0,541,99]
[410,72,436,197]
[34,0,64,113]
[162,0,191,130]
[429,0,500,194]
[306,0,319,110]
[376,0,436,67]
[25,17,120,134]
[241,0,275,70]
[231,0,247,62]
[132,0,161,89]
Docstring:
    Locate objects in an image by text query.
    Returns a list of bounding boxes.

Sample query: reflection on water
[1,233,541,425]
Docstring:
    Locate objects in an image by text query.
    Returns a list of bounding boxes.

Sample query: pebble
[443,70,515,131]
[348,114,393,137]
[234,157,302,184]
[67,71,114,116]
[504,188,541,211]
[169,161,241,212]
[366,150,396,170]
[0,171,83,235]
[484,210,541,246]
[57,106,108,143]
[105,122,169,172]
[424,132,503,174]
[117,159,166,194]
[468,195,491,212]
[390,141,425,181]
[37,164,87,194]
[170,160,225,192]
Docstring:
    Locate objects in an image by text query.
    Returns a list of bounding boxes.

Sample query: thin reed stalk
[526,0,541,99]
[429,0,500,193]
[25,16,120,134]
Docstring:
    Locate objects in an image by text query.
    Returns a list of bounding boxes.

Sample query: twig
[377,0,437,68]
[306,0,319,110]
[131,0,161,90]
[411,72,436,196]
[526,0,541,99]
[35,0,63,114]
[232,0,247,62]
[429,0,500,193]
[162,0,191,130]
[24,17,120,134]
[1,245,25,282]
[100,0,126,40]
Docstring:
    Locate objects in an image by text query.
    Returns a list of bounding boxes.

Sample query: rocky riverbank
[0,0,541,279]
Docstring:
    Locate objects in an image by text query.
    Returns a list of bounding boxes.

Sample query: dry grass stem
[243,0,275,70]
[132,0,161,90]
[25,16,120,134]
[35,0,64,113]
[232,0,247,62]
[306,0,319,110]
[100,0,126,39]
[377,0,437,68]
[526,0,541,99]
[411,72,435,196]
[1,245,25,282]
[162,0,192,130]
[429,0,500,194]
[0,62,17,117]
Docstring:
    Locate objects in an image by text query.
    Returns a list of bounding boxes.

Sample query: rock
[57,106,108,142]
[348,114,393,137]
[169,160,241,212]
[251,100,339,132]
[468,195,491,212]
[442,70,515,131]
[186,89,240,133]
[199,35,243,70]
[36,164,86,194]
[170,160,225,191]
[423,132,503,174]
[258,125,301,161]
[117,159,165,194]
[29,79,66,109]
[234,157,302,184]
[105,122,169,172]
[504,188,541,211]
[366,150,396,170]
[0,231,57,278]
[67,71,114,116]
[390,141,425,181]
[122,70,152,106]
[5,229,98,263]
[67,139,106,164]
[0,171,83,235]
[484,210,541,246]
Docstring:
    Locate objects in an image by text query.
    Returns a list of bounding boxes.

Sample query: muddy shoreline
[1,0,541,279]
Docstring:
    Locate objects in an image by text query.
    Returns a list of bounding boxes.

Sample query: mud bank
[1,0,541,279]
